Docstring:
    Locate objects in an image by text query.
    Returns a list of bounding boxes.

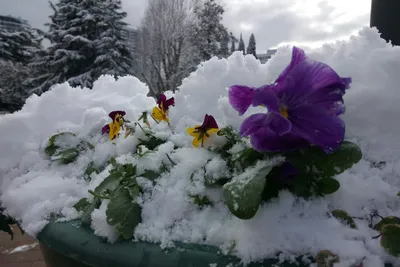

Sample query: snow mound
[1,27,400,266]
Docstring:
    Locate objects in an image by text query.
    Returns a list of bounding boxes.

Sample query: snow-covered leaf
[223,166,271,220]
[106,187,141,240]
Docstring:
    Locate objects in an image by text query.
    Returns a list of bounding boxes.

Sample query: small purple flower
[229,46,351,153]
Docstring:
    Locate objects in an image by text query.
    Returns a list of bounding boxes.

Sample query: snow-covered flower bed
[1,27,400,267]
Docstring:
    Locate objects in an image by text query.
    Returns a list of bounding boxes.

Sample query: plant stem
[372,234,382,239]
[88,190,110,199]
[166,153,176,165]
[150,114,159,124]
[136,122,151,137]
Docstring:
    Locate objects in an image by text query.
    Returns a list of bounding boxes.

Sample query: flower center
[280,106,288,118]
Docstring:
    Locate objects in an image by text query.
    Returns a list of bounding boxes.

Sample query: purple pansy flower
[229,46,351,153]
[157,93,175,112]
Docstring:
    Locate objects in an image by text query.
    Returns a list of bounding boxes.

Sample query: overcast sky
[0,0,371,53]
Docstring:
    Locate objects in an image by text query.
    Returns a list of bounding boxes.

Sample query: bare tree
[135,0,199,96]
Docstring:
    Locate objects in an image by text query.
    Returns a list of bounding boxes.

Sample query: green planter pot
[37,220,396,267]
[37,220,312,267]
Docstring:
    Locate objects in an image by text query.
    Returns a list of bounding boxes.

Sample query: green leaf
[374,216,400,232]
[380,224,400,257]
[223,166,271,220]
[319,141,362,176]
[217,126,240,142]
[81,198,101,224]
[204,176,231,187]
[140,170,160,180]
[233,148,265,170]
[318,178,340,195]
[45,132,77,156]
[106,187,142,240]
[94,172,123,194]
[48,132,76,144]
[45,145,57,157]
[331,209,357,229]
[84,162,99,177]
[138,136,165,150]
[58,148,79,164]
[109,157,118,168]
[122,164,136,177]
[73,198,91,212]
[286,141,362,178]
[288,172,316,198]
[315,250,339,267]
[191,195,213,208]
[126,185,140,200]
[80,140,94,150]
[261,165,287,201]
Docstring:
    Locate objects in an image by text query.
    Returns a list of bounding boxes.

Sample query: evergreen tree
[0,60,30,111]
[29,0,134,94]
[28,0,95,93]
[0,21,42,111]
[219,31,230,58]
[191,0,229,61]
[0,27,42,64]
[246,33,257,58]
[229,32,237,54]
[238,33,245,54]
[92,0,134,79]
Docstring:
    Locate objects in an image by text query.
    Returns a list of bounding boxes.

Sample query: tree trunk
[370,0,400,46]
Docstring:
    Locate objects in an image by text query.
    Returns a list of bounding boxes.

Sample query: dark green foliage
[246,33,257,58]
[28,0,134,94]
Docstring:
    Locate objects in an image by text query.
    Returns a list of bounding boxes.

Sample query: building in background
[257,49,277,63]
[0,15,31,32]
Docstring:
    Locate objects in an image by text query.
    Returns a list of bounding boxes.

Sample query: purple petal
[278,59,350,109]
[164,97,175,110]
[305,85,347,116]
[251,87,280,112]
[275,46,307,84]
[229,85,255,115]
[240,113,291,137]
[289,105,345,152]
[109,110,126,120]
[341,77,352,89]
[203,114,218,129]
[157,94,167,104]
[249,128,309,152]
[102,124,110,135]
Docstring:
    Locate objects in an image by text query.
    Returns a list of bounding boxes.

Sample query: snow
[4,243,39,254]
[1,27,400,266]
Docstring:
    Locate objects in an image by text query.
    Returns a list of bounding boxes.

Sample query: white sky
[0,0,371,53]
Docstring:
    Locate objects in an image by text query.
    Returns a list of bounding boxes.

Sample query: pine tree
[229,32,237,54]
[219,31,230,58]
[28,0,95,93]
[0,60,30,111]
[246,33,257,58]
[28,0,134,94]
[92,0,134,79]
[238,33,245,54]
[0,27,42,64]
[191,0,229,61]
[0,21,42,111]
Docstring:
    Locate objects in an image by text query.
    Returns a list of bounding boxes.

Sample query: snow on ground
[1,27,400,266]
[3,243,39,254]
